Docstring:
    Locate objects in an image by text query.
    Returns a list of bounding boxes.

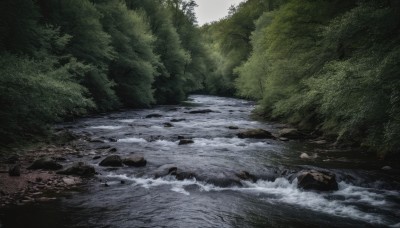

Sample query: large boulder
[170,118,186,122]
[175,171,196,180]
[57,162,96,177]
[201,172,243,187]
[145,114,163,118]
[297,170,338,191]
[153,164,177,178]
[123,155,147,167]
[188,109,213,114]
[99,155,123,167]
[278,128,305,140]
[237,129,275,139]
[235,171,257,182]
[178,139,194,145]
[28,158,63,170]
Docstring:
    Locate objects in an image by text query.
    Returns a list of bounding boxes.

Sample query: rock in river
[297,170,338,191]
[188,109,213,114]
[57,162,96,177]
[237,129,275,139]
[179,139,194,145]
[278,128,305,140]
[123,155,147,167]
[153,164,178,178]
[99,155,123,167]
[28,158,63,170]
[145,114,163,118]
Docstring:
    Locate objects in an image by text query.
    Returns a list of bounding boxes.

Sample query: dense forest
[1,0,399,159]
[0,0,212,144]
[203,0,400,159]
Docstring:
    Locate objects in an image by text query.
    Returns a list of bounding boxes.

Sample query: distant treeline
[204,0,400,158]
[0,0,213,144]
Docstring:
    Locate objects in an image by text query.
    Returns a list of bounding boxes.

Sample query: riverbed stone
[163,123,173,128]
[145,114,163,118]
[176,171,196,180]
[297,170,338,191]
[28,158,63,170]
[123,155,147,167]
[99,155,123,167]
[188,109,213,114]
[235,171,257,182]
[153,164,177,178]
[202,172,243,187]
[57,162,96,177]
[179,139,194,145]
[227,126,239,130]
[237,129,275,139]
[171,118,186,122]
[278,128,305,140]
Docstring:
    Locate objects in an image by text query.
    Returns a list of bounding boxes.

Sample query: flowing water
[1,95,399,228]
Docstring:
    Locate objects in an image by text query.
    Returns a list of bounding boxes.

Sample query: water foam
[89,125,123,130]
[106,173,394,225]
[117,137,147,143]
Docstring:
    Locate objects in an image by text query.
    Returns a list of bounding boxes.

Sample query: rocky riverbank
[0,135,89,208]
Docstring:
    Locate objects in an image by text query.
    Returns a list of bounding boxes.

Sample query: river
[1,95,399,227]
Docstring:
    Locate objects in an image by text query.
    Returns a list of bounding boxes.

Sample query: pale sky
[194,0,245,25]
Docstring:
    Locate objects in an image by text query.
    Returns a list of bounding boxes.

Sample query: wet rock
[62,177,76,185]
[28,158,63,170]
[237,129,275,139]
[300,153,318,159]
[179,139,194,145]
[188,109,213,114]
[8,165,20,177]
[145,114,163,118]
[99,155,123,167]
[171,118,186,122]
[153,164,177,178]
[89,138,105,143]
[202,172,243,187]
[227,126,239,130]
[93,156,101,160]
[382,166,392,171]
[57,162,96,177]
[235,171,257,182]
[97,145,111,150]
[176,171,196,180]
[108,147,117,153]
[297,170,338,191]
[177,136,185,140]
[278,128,305,140]
[163,123,173,128]
[123,155,147,167]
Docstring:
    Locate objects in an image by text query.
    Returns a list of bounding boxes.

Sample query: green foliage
[96,0,159,107]
[202,0,277,96]
[126,0,190,104]
[229,0,400,156]
[0,53,94,143]
[44,0,120,111]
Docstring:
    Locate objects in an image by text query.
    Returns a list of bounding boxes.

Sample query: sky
[194,0,245,25]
